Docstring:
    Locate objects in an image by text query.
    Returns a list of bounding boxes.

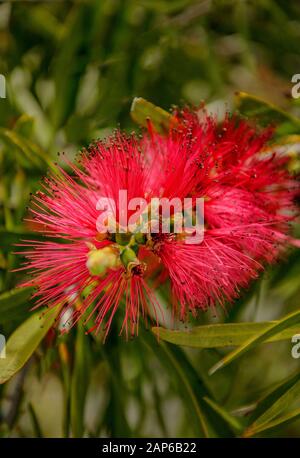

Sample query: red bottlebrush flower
[17,109,299,339]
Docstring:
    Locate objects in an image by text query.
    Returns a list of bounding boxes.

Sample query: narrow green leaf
[141,332,211,437]
[131,97,175,133]
[28,402,44,438]
[245,406,300,437]
[58,340,72,438]
[0,306,60,384]
[101,329,132,438]
[203,396,243,433]
[209,309,300,375]
[152,321,300,348]
[0,228,58,249]
[0,228,33,248]
[142,331,238,437]
[244,379,300,437]
[0,287,34,323]
[51,4,93,128]
[249,371,300,424]
[14,114,35,138]
[70,325,91,438]
[235,91,300,131]
[0,127,49,168]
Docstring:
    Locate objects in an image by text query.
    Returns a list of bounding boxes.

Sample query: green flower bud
[120,247,139,268]
[86,245,121,277]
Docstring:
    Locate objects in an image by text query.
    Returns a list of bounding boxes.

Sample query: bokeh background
[0,0,300,438]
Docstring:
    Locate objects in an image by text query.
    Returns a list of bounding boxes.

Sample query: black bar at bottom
[0,438,299,456]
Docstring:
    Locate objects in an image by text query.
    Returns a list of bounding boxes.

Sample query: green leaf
[235,91,300,132]
[203,396,243,434]
[70,325,91,438]
[244,377,300,437]
[0,228,35,248]
[28,402,44,438]
[245,406,300,436]
[142,332,211,437]
[249,371,300,424]
[0,306,60,384]
[0,228,59,250]
[142,331,237,438]
[101,329,132,438]
[51,4,93,128]
[0,287,34,324]
[131,97,175,133]
[0,127,49,169]
[14,114,35,138]
[152,321,300,348]
[208,309,300,375]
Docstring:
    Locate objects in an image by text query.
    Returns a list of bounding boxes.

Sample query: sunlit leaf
[152,321,300,348]
[131,97,176,133]
[0,306,60,384]
[208,309,300,375]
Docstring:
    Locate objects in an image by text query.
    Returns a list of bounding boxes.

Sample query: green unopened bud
[134,233,146,244]
[120,247,138,268]
[86,246,121,277]
[120,247,146,276]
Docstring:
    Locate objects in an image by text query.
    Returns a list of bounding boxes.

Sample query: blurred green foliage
[0,0,300,438]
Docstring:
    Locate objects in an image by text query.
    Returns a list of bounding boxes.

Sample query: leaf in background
[131,97,176,133]
[142,331,238,438]
[273,135,300,173]
[0,127,49,169]
[142,331,211,437]
[51,4,93,129]
[58,340,72,438]
[0,229,32,248]
[101,329,132,438]
[0,286,34,324]
[209,309,300,375]
[152,321,300,348]
[28,402,44,438]
[249,371,300,424]
[0,228,60,262]
[203,396,243,434]
[16,6,63,43]
[244,376,300,437]
[244,406,300,436]
[14,114,35,138]
[0,306,59,384]
[235,91,300,133]
[70,325,91,438]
